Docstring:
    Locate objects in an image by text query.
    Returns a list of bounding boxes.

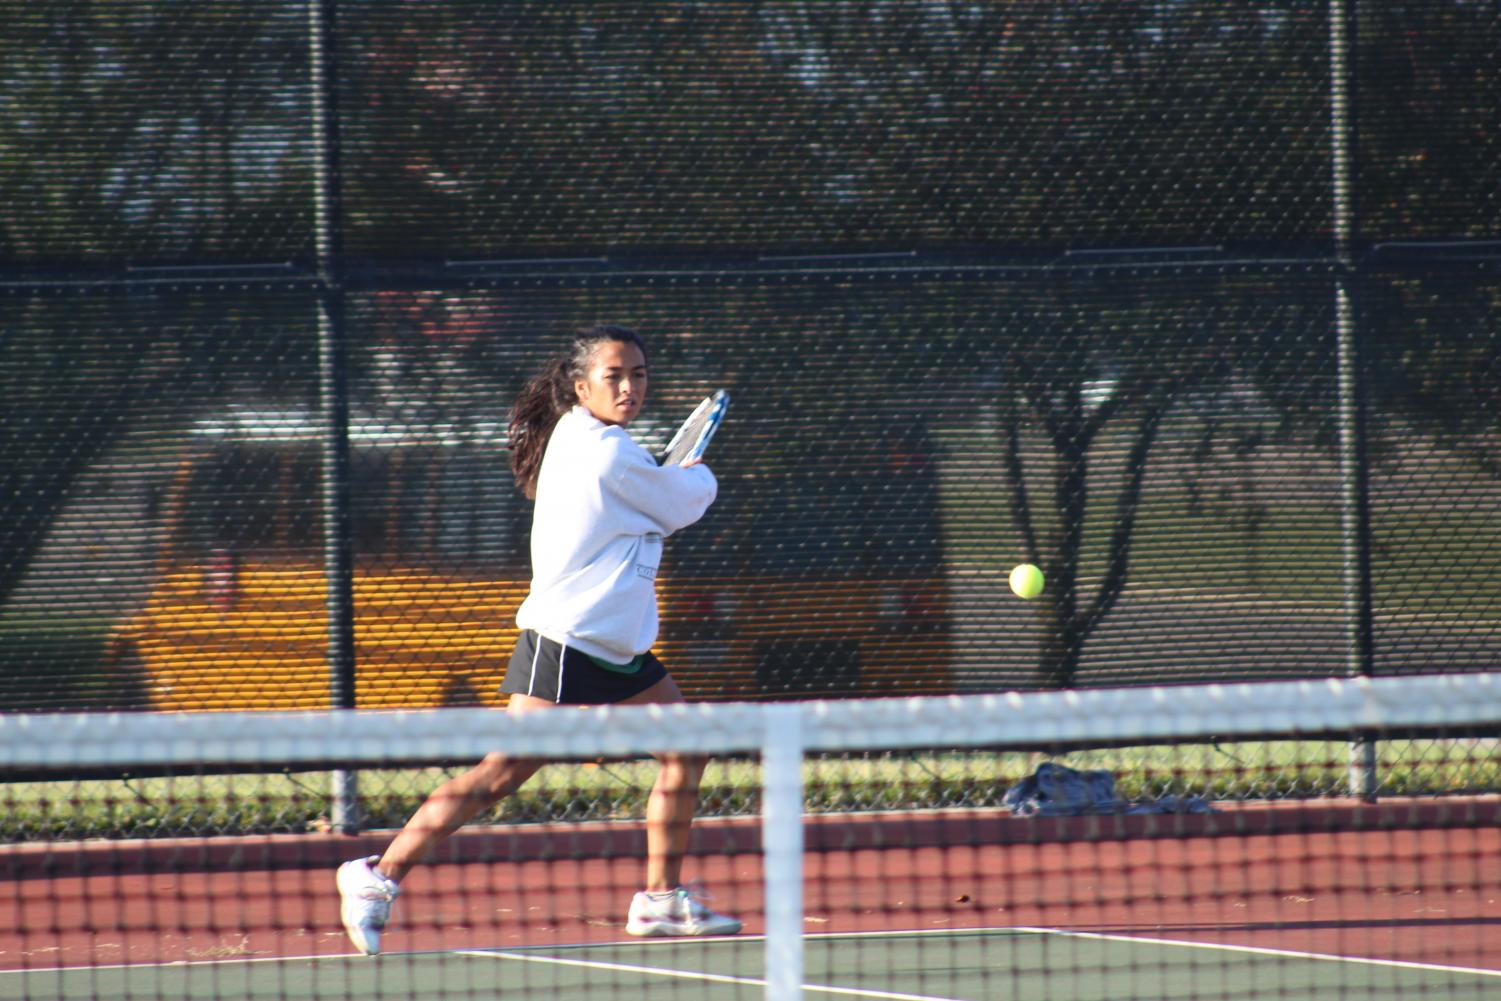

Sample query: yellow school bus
[110,410,952,710]
[109,410,529,711]
[655,440,953,701]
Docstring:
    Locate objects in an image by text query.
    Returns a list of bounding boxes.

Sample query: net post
[330,767,361,833]
[762,703,805,1001]
[1347,736,1378,802]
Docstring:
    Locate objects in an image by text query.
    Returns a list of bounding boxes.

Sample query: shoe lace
[358,882,397,926]
[675,879,718,918]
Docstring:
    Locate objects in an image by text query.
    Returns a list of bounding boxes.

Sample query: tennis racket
[657,390,729,466]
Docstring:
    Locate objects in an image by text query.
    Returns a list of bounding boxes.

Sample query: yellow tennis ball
[1009,563,1045,599]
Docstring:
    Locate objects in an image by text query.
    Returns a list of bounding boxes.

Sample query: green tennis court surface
[5,929,1498,1001]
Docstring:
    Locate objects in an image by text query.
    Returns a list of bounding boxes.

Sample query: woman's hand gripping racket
[657,390,729,466]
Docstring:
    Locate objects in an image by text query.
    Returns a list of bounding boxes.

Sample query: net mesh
[4,673,1499,1000]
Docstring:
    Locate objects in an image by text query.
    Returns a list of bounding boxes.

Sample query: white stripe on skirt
[526,633,542,698]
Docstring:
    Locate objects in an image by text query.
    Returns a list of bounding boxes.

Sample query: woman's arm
[606,443,718,536]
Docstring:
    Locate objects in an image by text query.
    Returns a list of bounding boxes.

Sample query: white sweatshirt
[515,406,718,662]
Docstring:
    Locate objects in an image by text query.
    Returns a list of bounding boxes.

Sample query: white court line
[1009,925,1501,980]
[628,924,1501,983]
[470,926,995,952]
[0,938,962,1001]
[10,924,1495,992]
[0,939,753,977]
[0,951,344,975]
[459,948,968,1001]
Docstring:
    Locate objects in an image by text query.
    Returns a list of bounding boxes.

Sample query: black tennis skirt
[500,629,668,705]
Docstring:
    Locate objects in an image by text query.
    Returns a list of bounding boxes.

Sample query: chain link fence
[2,1,1498,831]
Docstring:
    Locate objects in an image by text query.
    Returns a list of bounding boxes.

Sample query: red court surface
[4,802,1499,975]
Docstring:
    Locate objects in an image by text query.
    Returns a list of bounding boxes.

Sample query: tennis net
[3,672,1500,1000]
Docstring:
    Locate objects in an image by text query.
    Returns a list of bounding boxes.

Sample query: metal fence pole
[309,0,360,832]
[1329,0,1379,801]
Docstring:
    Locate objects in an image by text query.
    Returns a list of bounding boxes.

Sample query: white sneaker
[626,883,742,937]
[336,856,399,955]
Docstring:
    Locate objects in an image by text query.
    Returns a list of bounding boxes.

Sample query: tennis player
[337,324,741,955]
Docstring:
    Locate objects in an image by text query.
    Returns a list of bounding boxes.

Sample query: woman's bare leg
[375,693,555,883]
[619,675,707,891]
[374,677,708,891]
[643,751,708,890]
